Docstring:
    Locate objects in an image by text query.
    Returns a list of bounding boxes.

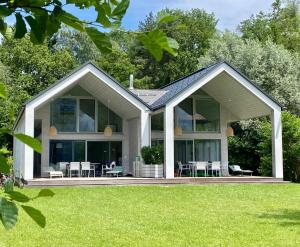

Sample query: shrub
[141,145,164,164]
[258,111,300,182]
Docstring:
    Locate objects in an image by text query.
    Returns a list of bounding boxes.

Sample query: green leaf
[25,16,45,44]
[139,29,179,61]
[60,11,84,32]
[96,6,112,28]
[0,152,10,175]
[112,0,130,18]
[13,133,42,153]
[0,18,7,36]
[0,82,6,99]
[7,191,30,203]
[37,189,55,198]
[3,179,14,193]
[21,205,45,228]
[14,13,27,39]
[157,14,179,25]
[0,197,18,230]
[85,27,112,53]
[0,6,12,17]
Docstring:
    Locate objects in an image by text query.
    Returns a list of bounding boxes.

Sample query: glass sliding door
[49,140,86,164]
[87,141,122,165]
[79,99,95,132]
[194,140,221,162]
[174,140,193,164]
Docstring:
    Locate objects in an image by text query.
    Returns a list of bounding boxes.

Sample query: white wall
[13,114,25,178]
[128,117,139,174]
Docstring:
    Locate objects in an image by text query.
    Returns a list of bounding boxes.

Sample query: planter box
[141,164,164,178]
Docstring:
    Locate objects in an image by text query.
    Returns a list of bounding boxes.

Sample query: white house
[13,61,283,180]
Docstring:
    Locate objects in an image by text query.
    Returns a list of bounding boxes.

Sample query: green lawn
[1,184,300,247]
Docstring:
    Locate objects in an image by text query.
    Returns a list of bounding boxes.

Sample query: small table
[242,170,253,176]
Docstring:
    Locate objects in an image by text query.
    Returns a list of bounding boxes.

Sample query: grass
[1,184,300,247]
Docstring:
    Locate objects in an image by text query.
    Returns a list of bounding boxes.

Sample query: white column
[271,109,283,179]
[164,106,174,178]
[23,106,35,180]
[140,110,150,148]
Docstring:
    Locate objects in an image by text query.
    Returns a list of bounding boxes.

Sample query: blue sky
[7,0,274,31]
[121,0,274,30]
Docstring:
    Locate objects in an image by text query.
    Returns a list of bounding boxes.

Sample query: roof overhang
[165,62,281,120]
[14,62,151,129]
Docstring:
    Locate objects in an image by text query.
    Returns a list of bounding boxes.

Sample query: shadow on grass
[258,209,300,227]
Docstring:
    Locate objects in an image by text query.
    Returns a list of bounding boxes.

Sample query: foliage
[141,145,164,164]
[239,0,300,53]
[0,0,179,62]
[198,32,300,114]
[258,111,300,182]
[0,83,54,229]
[129,9,217,88]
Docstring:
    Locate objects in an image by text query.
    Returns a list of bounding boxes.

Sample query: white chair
[103,161,116,176]
[210,161,221,176]
[69,162,80,177]
[57,162,69,176]
[194,162,207,177]
[42,166,63,179]
[81,162,95,177]
[177,161,190,177]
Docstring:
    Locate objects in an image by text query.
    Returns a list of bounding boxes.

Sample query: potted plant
[140,145,164,178]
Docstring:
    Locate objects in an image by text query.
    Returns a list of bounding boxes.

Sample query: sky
[6,0,274,31]
[121,0,274,31]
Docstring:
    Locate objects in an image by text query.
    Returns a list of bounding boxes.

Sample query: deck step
[26,177,288,187]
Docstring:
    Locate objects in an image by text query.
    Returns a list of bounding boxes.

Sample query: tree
[198,32,300,114]
[0,0,179,62]
[239,0,300,53]
[258,112,300,181]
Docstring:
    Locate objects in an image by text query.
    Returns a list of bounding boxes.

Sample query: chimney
[129,74,134,90]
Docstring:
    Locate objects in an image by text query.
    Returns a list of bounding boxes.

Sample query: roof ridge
[160,61,223,89]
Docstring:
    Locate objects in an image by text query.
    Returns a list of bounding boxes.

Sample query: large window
[79,99,95,132]
[51,97,122,133]
[175,98,193,132]
[49,140,86,164]
[174,94,220,133]
[194,139,221,162]
[195,99,220,132]
[98,101,122,132]
[51,99,77,132]
[151,113,164,131]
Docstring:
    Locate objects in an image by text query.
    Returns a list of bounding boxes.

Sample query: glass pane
[73,141,86,162]
[195,99,220,132]
[87,141,109,164]
[98,101,122,132]
[174,140,193,164]
[49,141,72,164]
[151,113,164,131]
[194,140,221,162]
[51,99,77,132]
[110,142,122,165]
[175,98,193,132]
[151,139,164,147]
[79,99,95,132]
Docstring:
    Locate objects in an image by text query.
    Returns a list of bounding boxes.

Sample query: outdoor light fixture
[226,126,234,137]
[104,99,112,137]
[49,125,57,136]
[174,125,183,136]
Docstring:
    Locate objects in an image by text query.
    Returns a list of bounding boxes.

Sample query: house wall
[13,113,25,178]
[128,117,139,174]
[35,102,132,177]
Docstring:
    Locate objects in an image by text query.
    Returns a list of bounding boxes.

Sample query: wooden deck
[26,176,287,187]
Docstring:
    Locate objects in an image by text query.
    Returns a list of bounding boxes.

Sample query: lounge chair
[229,165,253,176]
[106,166,123,177]
[42,166,63,179]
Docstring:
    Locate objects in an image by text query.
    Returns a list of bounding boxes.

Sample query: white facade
[13,62,284,180]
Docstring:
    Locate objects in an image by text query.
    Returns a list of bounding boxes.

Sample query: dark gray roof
[150,61,222,109]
